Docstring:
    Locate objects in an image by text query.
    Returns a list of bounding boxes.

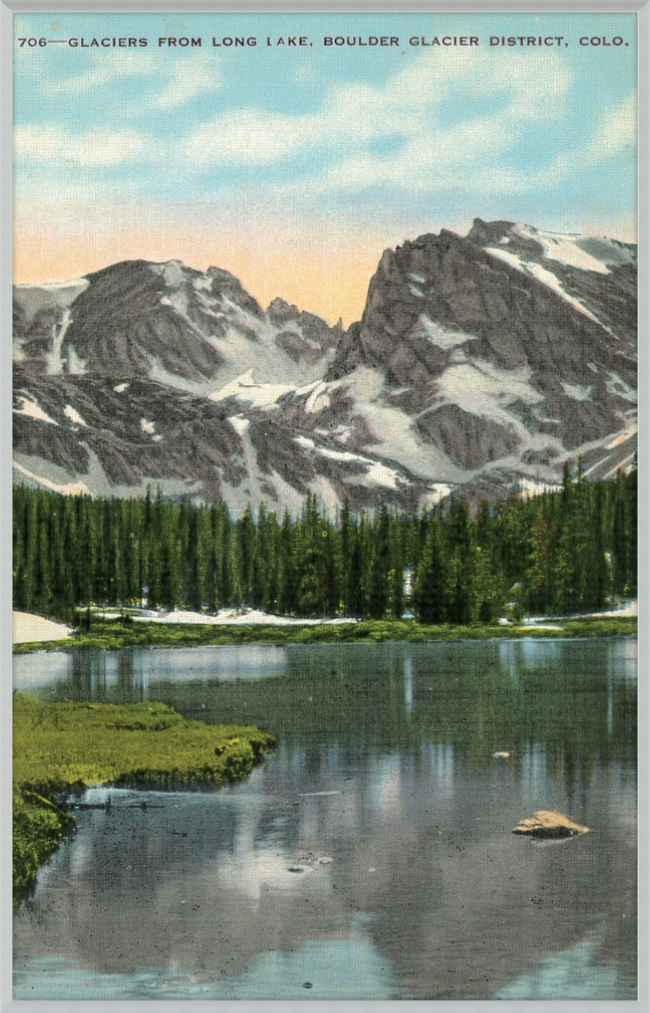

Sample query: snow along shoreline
[12,600,637,645]
[11,608,359,643]
[13,612,74,644]
[137,608,360,627]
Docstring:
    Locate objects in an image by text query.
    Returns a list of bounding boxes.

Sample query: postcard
[6,5,642,1007]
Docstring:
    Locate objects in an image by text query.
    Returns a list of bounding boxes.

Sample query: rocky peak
[13,221,637,513]
[267,296,301,325]
[205,266,265,318]
[267,296,345,362]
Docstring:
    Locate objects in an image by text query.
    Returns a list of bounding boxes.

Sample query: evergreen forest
[12,461,637,625]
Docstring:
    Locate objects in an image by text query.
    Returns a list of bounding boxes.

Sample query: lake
[13,638,637,1000]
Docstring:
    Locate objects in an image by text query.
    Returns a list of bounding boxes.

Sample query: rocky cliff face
[13,220,637,513]
[13,260,342,389]
[322,219,636,486]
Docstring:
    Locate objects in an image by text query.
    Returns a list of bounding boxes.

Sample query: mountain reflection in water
[14,638,637,1000]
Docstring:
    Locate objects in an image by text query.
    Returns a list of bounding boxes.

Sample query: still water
[14,638,637,1000]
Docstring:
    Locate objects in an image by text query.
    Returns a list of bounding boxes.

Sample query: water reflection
[15,640,637,779]
[404,655,414,711]
[493,933,637,1000]
[13,644,289,699]
[13,638,637,1000]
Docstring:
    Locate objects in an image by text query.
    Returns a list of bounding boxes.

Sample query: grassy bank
[13,692,275,909]
[13,615,637,654]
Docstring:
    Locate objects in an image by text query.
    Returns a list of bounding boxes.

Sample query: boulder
[512,810,592,838]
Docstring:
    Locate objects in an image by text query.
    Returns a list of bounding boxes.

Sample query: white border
[1,3,647,1012]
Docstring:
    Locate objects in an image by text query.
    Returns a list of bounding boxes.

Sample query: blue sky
[12,11,638,323]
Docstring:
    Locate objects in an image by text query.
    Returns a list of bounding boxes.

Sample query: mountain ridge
[13,219,637,514]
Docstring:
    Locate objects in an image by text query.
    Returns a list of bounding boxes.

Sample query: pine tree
[412,517,446,624]
[11,467,637,623]
[368,505,391,618]
[446,499,472,624]
[277,509,297,615]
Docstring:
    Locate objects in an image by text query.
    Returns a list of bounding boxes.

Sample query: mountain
[13,220,637,513]
[13,259,342,390]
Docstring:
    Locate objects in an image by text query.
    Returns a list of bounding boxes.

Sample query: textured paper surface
[9,8,640,1008]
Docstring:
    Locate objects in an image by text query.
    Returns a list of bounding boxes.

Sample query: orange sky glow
[13,203,637,329]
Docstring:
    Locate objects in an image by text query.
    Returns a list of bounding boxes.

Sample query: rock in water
[512,810,592,838]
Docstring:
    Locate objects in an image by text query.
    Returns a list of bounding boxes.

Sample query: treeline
[13,461,636,624]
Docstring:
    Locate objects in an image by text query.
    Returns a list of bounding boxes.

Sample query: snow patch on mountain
[14,395,59,426]
[330,368,466,482]
[228,415,250,437]
[425,483,454,503]
[484,246,603,325]
[150,259,186,287]
[418,315,477,350]
[355,461,402,491]
[202,311,329,389]
[13,277,89,323]
[160,293,189,314]
[512,224,613,274]
[292,434,405,491]
[315,424,353,444]
[561,382,593,402]
[47,309,74,375]
[310,444,352,464]
[64,405,87,427]
[13,457,91,495]
[304,381,331,414]
[140,418,157,435]
[436,359,543,428]
[66,347,87,373]
[211,371,296,407]
[606,372,636,403]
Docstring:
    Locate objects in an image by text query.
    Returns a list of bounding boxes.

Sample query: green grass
[13,614,637,653]
[12,692,275,909]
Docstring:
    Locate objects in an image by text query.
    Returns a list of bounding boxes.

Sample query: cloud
[540,92,637,182]
[318,115,519,193]
[187,107,323,166]
[151,54,221,109]
[14,42,634,210]
[46,50,221,110]
[587,93,637,159]
[49,52,158,95]
[183,48,573,188]
[14,124,157,167]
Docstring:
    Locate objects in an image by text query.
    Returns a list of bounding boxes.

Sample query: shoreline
[13,694,276,910]
[12,614,638,654]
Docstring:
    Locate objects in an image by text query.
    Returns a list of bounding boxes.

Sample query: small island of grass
[13,692,276,909]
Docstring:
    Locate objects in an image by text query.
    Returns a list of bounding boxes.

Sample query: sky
[12,11,638,325]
